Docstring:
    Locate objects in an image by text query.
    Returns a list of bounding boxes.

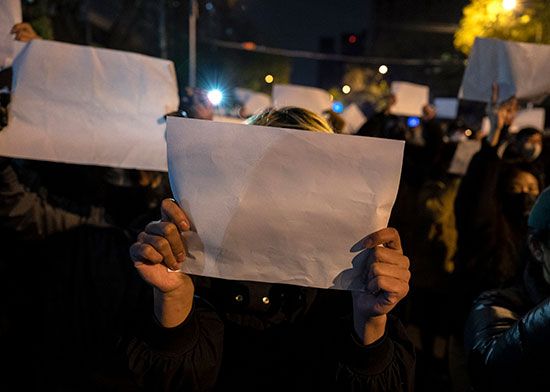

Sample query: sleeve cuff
[143,303,200,355]
[343,321,395,375]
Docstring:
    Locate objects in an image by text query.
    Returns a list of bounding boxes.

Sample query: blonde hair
[246,106,334,134]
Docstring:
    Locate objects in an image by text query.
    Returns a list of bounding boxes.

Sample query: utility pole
[159,0,168,58]
[189,0,198,87]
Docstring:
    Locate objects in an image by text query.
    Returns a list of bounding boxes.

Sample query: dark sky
[237,0,372,85]
[243,0,371,50]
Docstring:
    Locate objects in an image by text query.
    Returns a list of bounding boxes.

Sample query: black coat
[464,260,550,391]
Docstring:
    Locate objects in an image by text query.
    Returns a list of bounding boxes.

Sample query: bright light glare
[332,101,344,113]
[207,89,223,105]
[502,0,516,11]
[378,65,389,74]
[465,129,473,137]
[342,84,351,94]
[264,74,274,83]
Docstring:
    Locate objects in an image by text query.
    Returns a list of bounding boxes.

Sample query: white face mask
[522,142,542,162]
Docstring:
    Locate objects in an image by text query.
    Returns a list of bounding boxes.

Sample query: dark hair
[516,127,542,142]
[497,162,544,196]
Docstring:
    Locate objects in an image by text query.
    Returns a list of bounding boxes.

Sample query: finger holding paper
[351,227,411,344]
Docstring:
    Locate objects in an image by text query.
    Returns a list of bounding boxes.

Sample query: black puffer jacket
[464,260,550,391]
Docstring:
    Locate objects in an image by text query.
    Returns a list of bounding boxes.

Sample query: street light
[502,0,517,11]
[264,74,274,84]
[378,65,388,74]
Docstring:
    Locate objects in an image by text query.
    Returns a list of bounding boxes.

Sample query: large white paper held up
[272,84,332,115]
[0,40,179,171]
[341,103,367,134]
[167,117,404,290]
[460,37,550,103]
[0,0,24,69]
[390,81,429,117]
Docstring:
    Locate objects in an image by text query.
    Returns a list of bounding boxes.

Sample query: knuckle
[371,263,382,276]
[162,222,177,237]
[143,245,159,261]
[144,221,159,233]
[402,256,411,268]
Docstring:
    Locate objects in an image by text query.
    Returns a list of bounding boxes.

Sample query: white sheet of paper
[0,40,179,171]
[510,108,546,133]
[434,98,459,120]
[0,0,23,69]
[272,84,332,115]
[460,38,550,103]
[167,117,404,290]
[341,103,367,134]
[234,87,272,117]
[390,81,429,117]
[448,140,481,176]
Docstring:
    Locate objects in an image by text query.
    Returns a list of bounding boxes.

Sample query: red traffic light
[348,34,357,44]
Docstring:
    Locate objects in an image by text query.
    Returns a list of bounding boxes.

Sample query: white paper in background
[234,87,272,117]
[480,116,491,136]
[341,103,367,134]
[448,140,482,176]
[0,39,179,171]
[460,38,550,104]
[167,117,404,290]
[390,81,429,117]
[510,108,546,133]
[0,0,24,69]
[272,84,332,115]
[434,98,459,120]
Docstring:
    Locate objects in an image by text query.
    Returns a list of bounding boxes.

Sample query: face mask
[502,192,538,224]
[521,142,542,162]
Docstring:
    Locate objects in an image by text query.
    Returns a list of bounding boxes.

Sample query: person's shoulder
[473,284,530,315]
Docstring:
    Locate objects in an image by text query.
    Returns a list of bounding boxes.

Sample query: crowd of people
[1,22,550,392]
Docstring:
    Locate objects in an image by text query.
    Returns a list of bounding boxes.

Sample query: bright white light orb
[342,84,351,94]
[378,65,389,74]
[207,89,223,105]
[503,0,516,11]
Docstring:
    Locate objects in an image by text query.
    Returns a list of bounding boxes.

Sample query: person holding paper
[449,85,544,389]
[129,107,415,391]
[464,186,550,390]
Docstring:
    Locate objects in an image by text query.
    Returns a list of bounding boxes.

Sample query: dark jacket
[464,260,550,391]
[1,225,415,392]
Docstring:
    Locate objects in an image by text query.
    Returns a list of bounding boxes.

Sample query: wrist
[153,279,194,328]
[355,314,387,345]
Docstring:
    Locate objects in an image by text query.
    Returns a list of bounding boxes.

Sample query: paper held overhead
[448,140,482,176]
[272,84,332,115]
[390,81,430,117]
[167,117,404,290]
[0,39,179,171]
[0,0,24,69]
[459,37,550,103]
[340,103,367,134]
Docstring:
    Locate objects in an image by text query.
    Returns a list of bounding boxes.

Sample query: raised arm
[337,227,415,391]
[129,198,194,327]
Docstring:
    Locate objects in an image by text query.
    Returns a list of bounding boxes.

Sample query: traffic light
[341,32,365,56]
